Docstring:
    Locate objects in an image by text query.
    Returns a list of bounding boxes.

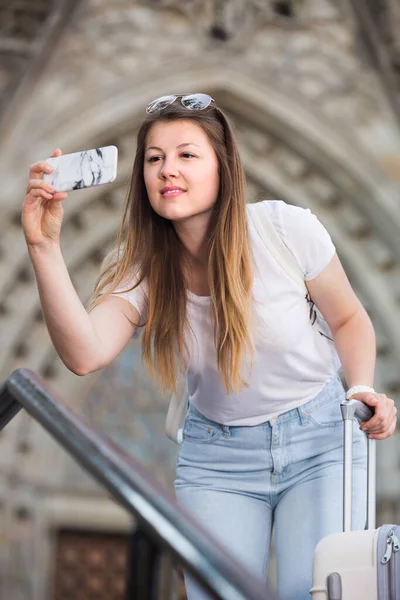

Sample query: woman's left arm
[306,253,397,440]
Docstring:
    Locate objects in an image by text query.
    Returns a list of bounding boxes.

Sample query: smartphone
[42,145,118,192]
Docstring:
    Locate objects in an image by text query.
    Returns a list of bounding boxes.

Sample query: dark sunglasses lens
[146,95,176,113]
[181,93,212,110]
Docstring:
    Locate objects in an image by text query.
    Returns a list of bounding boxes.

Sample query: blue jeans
[174,375,367,600]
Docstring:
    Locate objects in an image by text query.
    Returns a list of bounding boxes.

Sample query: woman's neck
[173,212,212,267]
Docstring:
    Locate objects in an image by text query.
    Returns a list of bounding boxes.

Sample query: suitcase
[311,399,400,599]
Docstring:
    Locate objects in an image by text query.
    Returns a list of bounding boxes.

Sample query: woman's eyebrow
[146,142,201,151]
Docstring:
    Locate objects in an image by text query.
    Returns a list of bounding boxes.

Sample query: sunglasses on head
[146,93,215,114]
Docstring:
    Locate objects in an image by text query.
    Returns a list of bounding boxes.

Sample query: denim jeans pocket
[183,415,223,444]
[306,398,343,428]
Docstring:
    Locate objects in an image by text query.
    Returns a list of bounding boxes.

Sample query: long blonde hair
[88,102,254,395]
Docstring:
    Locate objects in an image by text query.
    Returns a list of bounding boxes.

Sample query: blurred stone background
[1,0,400,598]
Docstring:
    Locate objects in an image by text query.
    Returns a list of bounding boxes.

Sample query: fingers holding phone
[23,145,118,249]
[27,149,69,204]
[23,149,69,248]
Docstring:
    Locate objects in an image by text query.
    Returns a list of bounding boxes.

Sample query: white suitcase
[310,400,400,599]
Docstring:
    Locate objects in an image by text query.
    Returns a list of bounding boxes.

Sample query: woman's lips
[161,189,186,198]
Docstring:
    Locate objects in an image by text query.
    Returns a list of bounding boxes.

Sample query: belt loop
[222,425,230,438]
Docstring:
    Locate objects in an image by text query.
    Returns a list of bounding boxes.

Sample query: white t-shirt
[112,200,339,425]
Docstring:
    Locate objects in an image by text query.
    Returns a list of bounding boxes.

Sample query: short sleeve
[109,274,148,339]
[264,200,336,280]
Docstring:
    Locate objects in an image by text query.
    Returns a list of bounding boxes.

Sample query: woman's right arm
[23,150,138,376]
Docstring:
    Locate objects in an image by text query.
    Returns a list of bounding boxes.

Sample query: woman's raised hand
[22,149,68,248]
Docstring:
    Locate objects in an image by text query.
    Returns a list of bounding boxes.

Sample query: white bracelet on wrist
[345,385,375,400]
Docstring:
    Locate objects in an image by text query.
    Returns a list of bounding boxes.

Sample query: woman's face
[143,119,220,225]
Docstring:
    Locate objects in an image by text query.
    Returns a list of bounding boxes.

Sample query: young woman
[23,93,397,600]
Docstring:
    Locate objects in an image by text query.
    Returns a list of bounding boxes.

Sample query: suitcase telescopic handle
[340,399,376,533]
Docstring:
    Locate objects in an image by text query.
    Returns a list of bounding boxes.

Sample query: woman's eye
[147,153,195,163]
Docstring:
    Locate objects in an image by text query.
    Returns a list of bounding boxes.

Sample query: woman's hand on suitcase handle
[349,391,397,439]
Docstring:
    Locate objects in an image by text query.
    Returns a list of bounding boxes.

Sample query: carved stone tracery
[0,0,56,109]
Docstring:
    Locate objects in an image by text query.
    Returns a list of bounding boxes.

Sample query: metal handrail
[0,368,276,600]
